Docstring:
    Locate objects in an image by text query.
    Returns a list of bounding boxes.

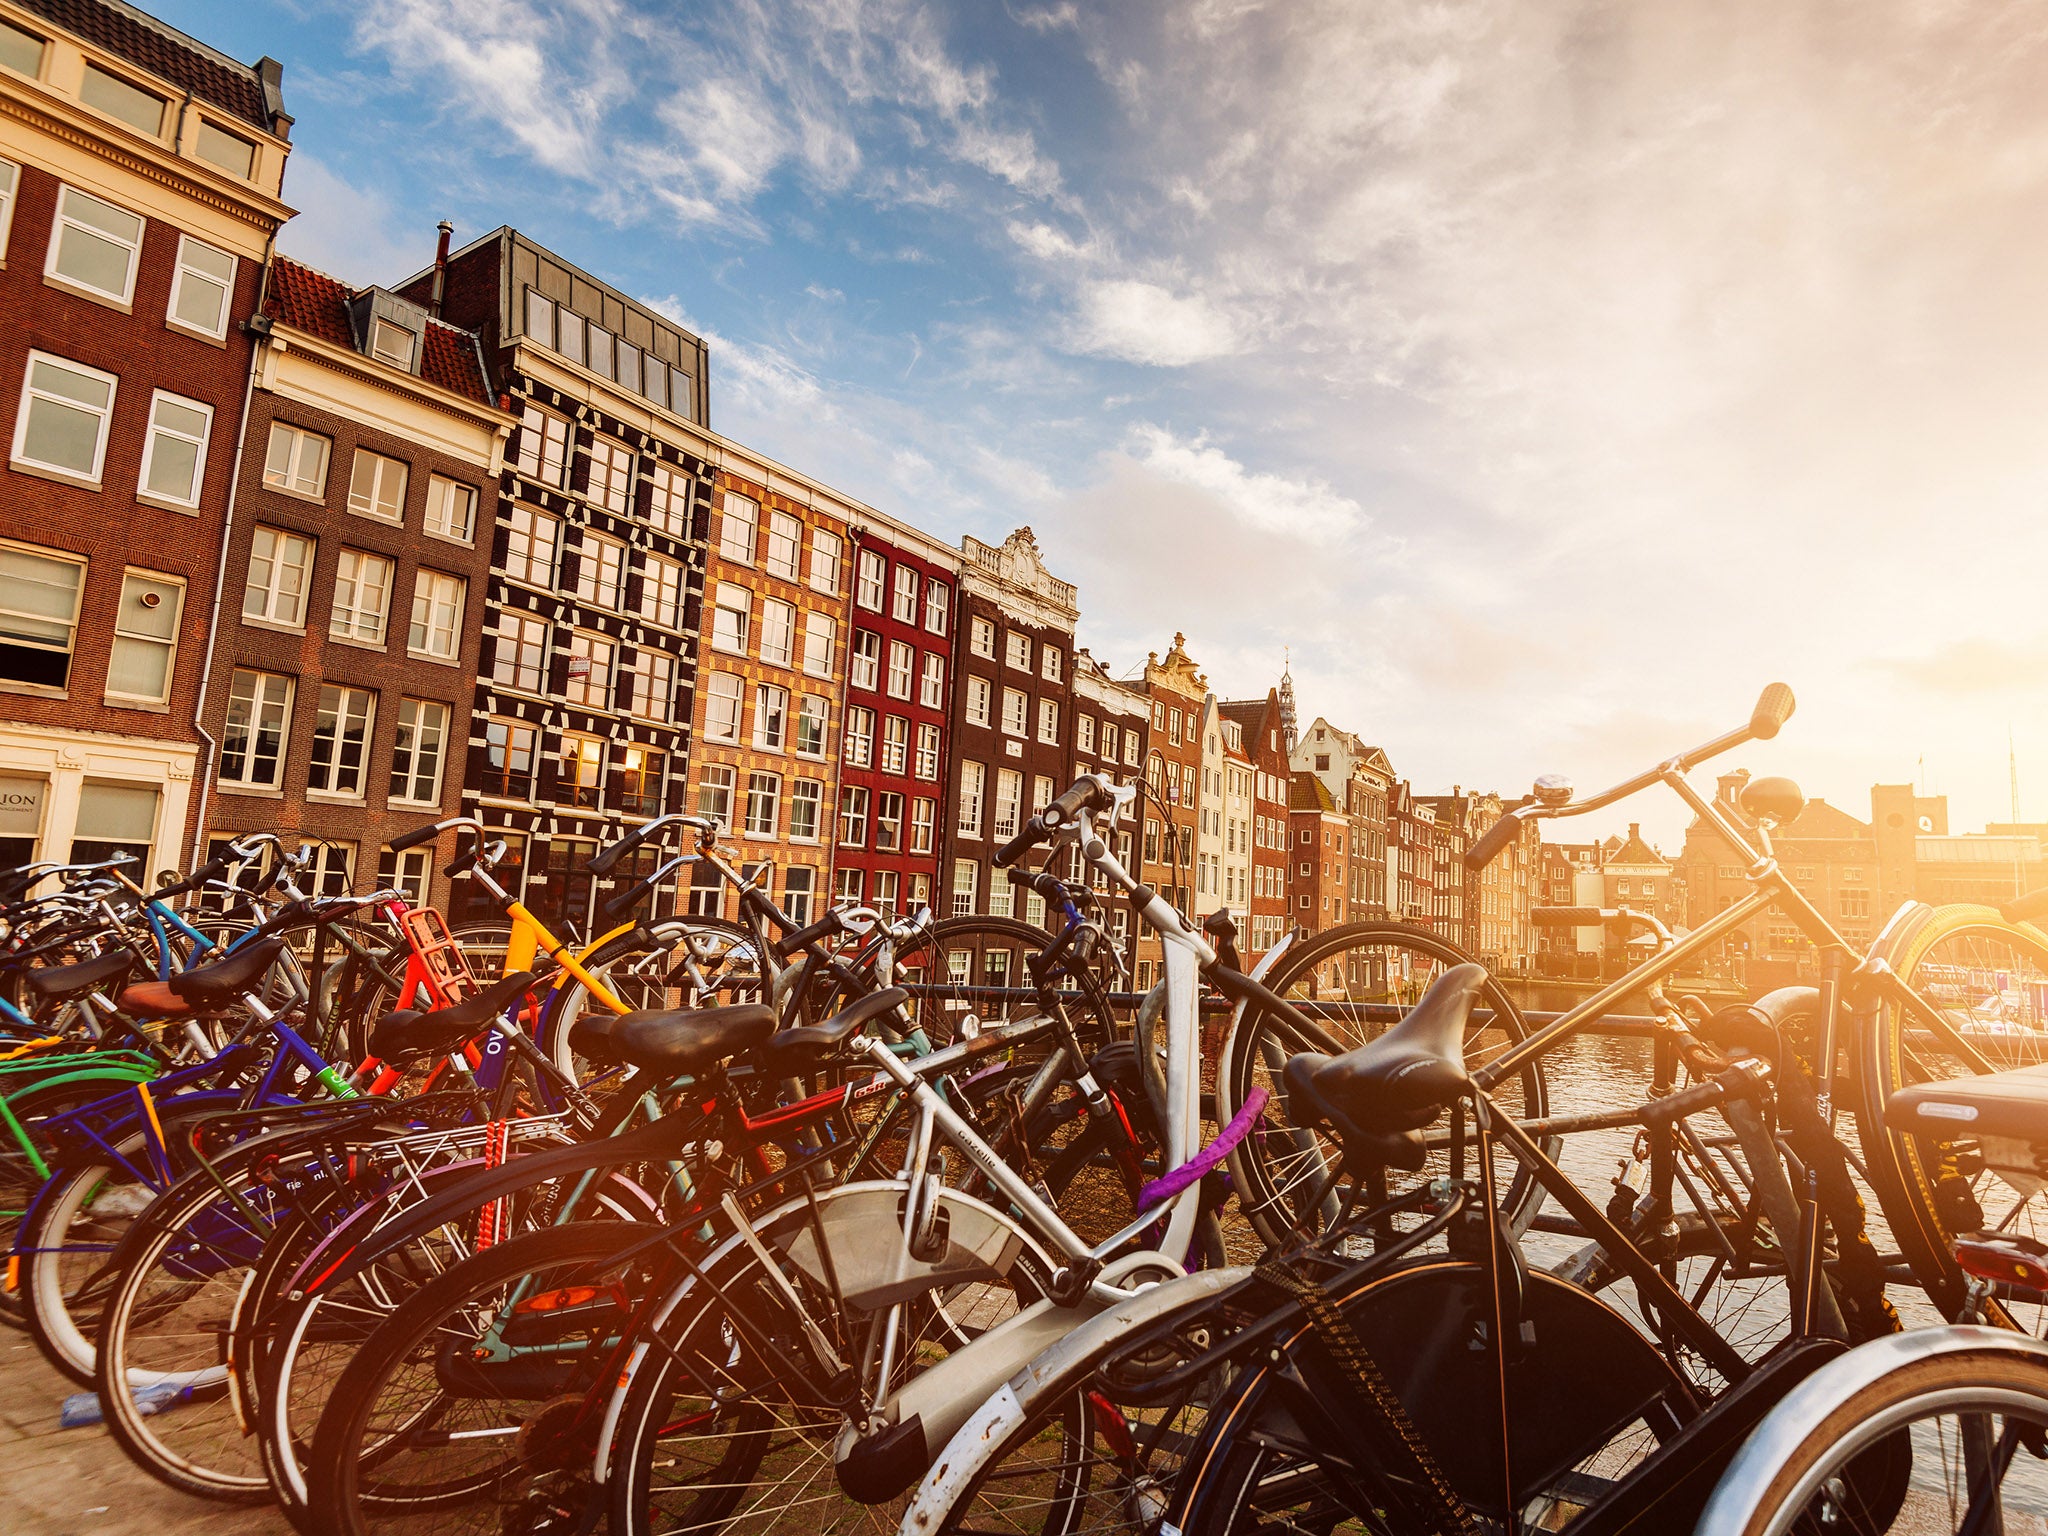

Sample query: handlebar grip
[1464,811,1526,872]
[388,823,443,854]
[2002,886,2048,925]
[154,854,232,900]
[1749,682,1796,741]
[994,817,1047,869]
[773,912,844,960]
[1530,907,1602,927]
[1046,779,1101,823]
[445,843,481,880]
[586,825,650,877]
[1639,1062,1770,1128]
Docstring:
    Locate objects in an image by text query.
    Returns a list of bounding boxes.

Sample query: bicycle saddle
[597,1001,780,1076]
[368,970,539,1063]
[762,986,911,1066]
[1281,963,1483,1170]
[1886,1065,2048,1150]
[24,947,134,1003]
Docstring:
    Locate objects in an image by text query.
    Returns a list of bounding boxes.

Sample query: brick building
[196,256,509,905]
[400,227,714,933]
[1292,715,1393,922]
[945,528,1078,924]
[0,0,290,877]
[1218,688,1291,959]
[1218,707,1255,929]
[829,513,957,917]
[1070,646,1147,959]
[1132,634,1206,988]
[1289,770,1346,931]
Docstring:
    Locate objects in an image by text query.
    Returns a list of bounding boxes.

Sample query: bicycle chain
[1253,1258,1483,1536]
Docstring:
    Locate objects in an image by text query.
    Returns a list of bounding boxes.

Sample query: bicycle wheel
[20,1128,156,1384]
[894,916,1120,1054]
[305,1221,660,1536]
[1222,923,1547,1249]
[1697,1331,2048,1536]
[1856,904,2048,1320]
[0,1073,137,1329]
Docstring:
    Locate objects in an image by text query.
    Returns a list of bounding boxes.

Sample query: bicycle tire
[1855,903,2048,1319]
[20,1127,153,1384]
[892,915,1121,1055]
[0,1073,140,1329]
[1220,922,1547,1249]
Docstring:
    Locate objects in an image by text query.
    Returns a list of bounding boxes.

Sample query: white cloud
[1067,279,1239,365]
[1124,425,1363,541]
[275,155,424,282]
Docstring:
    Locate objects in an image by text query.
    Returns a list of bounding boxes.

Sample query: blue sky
[165,0,2048,846]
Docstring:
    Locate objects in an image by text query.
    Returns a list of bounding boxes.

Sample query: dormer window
[370,319,415,369]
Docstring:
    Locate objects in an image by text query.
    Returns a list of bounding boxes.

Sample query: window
[136,391,212,508]
[481,719,538,800]
[1042,647,1062,682]
[408,571,465,660]
[702,672,743,742]
[881,714,908,774]
[766,511,801,579]
[1170,711,1183,746]
[627,650,674,721]
[925,579,949,634]
[1033,776,1055,813]
[966,676,991,727]
[720,492,759,562]
[918,654,945,709]
[783,866,816,925]
[105,569,182,705]
[369,318,415,369]
[423,476,476,543]
[915,723,940,780]
[325,548,393,646]
[911,798,936,854]
[711,582,750,654]
[697,764,735,829]
[856,549,886,609]
[795,694,828,757]
[389,698,448,804]
[686,857,723,918]
[243,525,312,627]
[220,669,292,787]
[348,450,408,522]
[618,342,641,395]
[14,352,116,481]
[639,554,683,627]
[892,564,918,622]
[802,611,835,677]
[0,21,44,78]
[1002,688,1027,736]
[753,683,788,750]
[617,745,664,817]
[307,685,374,796]
[1077,715,1096,755]
[1038,698,1060,745]
[587,438,634,514]
[491,610,548,692]
[875,791,904,852]
[46,185,143,305]
[850,629,880,690]
[647,463,692,538]
[840,786,869,846]
[504,506,558,586]
[516,406,570,486]
[561,631,613,707]
[559,734,603,809]
[887,640,914,699]
[759,598,795,666]
[953,859,978,916]
[958,760,985,837]
[993,769,1023,840]
[194,118,254,178]
[745,772,781,836]
[809,529,841,594]
[844,704,874,767]
[790,778,824,841]
[1124,733,1139,767]
[587,325,613,378]
[257,425,328,503]
[166,235,235,339]
[575,536,625,608]
[81,63,164,134]
[969,616,996,659]
[1006,632,1031,670]
[525,289,555,348]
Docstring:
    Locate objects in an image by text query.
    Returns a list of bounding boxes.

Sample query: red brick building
[1288,770,1346,931]
[0,0,291,877]
[1070,646,1148,959]
[1219,688,1291,959]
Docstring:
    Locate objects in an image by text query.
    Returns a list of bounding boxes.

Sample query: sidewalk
[0,1336,286,1536]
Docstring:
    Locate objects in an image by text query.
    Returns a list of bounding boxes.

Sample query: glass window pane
[75,781,157,841]
[0,20,44,76]
[80,65,164,135]
[194,120,254,178]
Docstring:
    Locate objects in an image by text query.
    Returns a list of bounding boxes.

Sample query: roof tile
[266,256,492,405]
[16,0,269,128]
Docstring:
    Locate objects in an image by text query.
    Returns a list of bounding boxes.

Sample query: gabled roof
[267,257,493,405]
[21,0,276,129]
[1290,772,1337,813]
[1603,824,1668,870]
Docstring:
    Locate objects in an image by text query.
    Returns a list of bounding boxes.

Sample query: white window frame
[408,570,465,661]
[969,616,995,659]
[587,437,634,514]
[886,639,913,700]
[720,492,759,564]
[165,234,236,340]
[911,798,936,854]
[802,611,835,678]
[839,785,869,847]
[638,553,683,628]
[1042,646,1062,682]
[919,653,944,709]
[242,524,313,629]
[104,567,183,707]
[423,475,477,544]
[795,694,829,759]
[914,723,940,780]
[759,597,796,667]
[369,317,415,369]
[958,760,985,838]
[13,351,116,483]
[744,770,781,837]
[790,777,825,843]
[0,159,18,263]
[697,764,736,829]
[856,549,885,610]
[1002,688,1027,737]
[703,671,744,743]
[966,676,991,728]
[808,528,841,594]
[629,649,674,723]
[1038,697,1060,745]
[765,510,801,580]
[135,389,213,509]
[307,683,376,798]
[264,421,330,499]
[849,629,880,691]
[844,704,874,768]
[891,564,918,622]
[924,578,949,634]
[711,582,750,655]
[576,534,625,609]
[1006,632,1031,671]
[348,448,408,523]
[219,668,293,789]
[44,184,142,305]
[390,697,449,806]
[753,682,789,750]
[881,713,908,774]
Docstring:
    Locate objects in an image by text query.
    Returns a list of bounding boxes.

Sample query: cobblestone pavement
[0,1336,288,1536]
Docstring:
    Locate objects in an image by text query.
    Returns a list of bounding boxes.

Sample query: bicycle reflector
[1955,1232,2048,1293]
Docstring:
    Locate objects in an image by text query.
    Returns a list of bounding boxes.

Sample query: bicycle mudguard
[901,1265,1251,1534]
[1566,1336,1849,1536]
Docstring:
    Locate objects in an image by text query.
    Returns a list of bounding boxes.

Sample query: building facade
[0,0,290,877]
[1133,635,1206,988]
[1219,688,1291,958]
[196,256,508,906]
[1289,770,1347,931]
[1071,646,1148,960]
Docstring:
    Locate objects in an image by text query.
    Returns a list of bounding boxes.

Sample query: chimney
[430,221,453,316]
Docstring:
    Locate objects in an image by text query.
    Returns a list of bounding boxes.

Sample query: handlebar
[1639,1058,1772,1128]
[994,776,1117,868]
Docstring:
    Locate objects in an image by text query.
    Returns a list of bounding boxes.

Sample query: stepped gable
[266,257,492,404]
[18,0,269,126]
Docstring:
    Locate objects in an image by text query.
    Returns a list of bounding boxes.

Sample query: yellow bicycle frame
[500,903,635,1015]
